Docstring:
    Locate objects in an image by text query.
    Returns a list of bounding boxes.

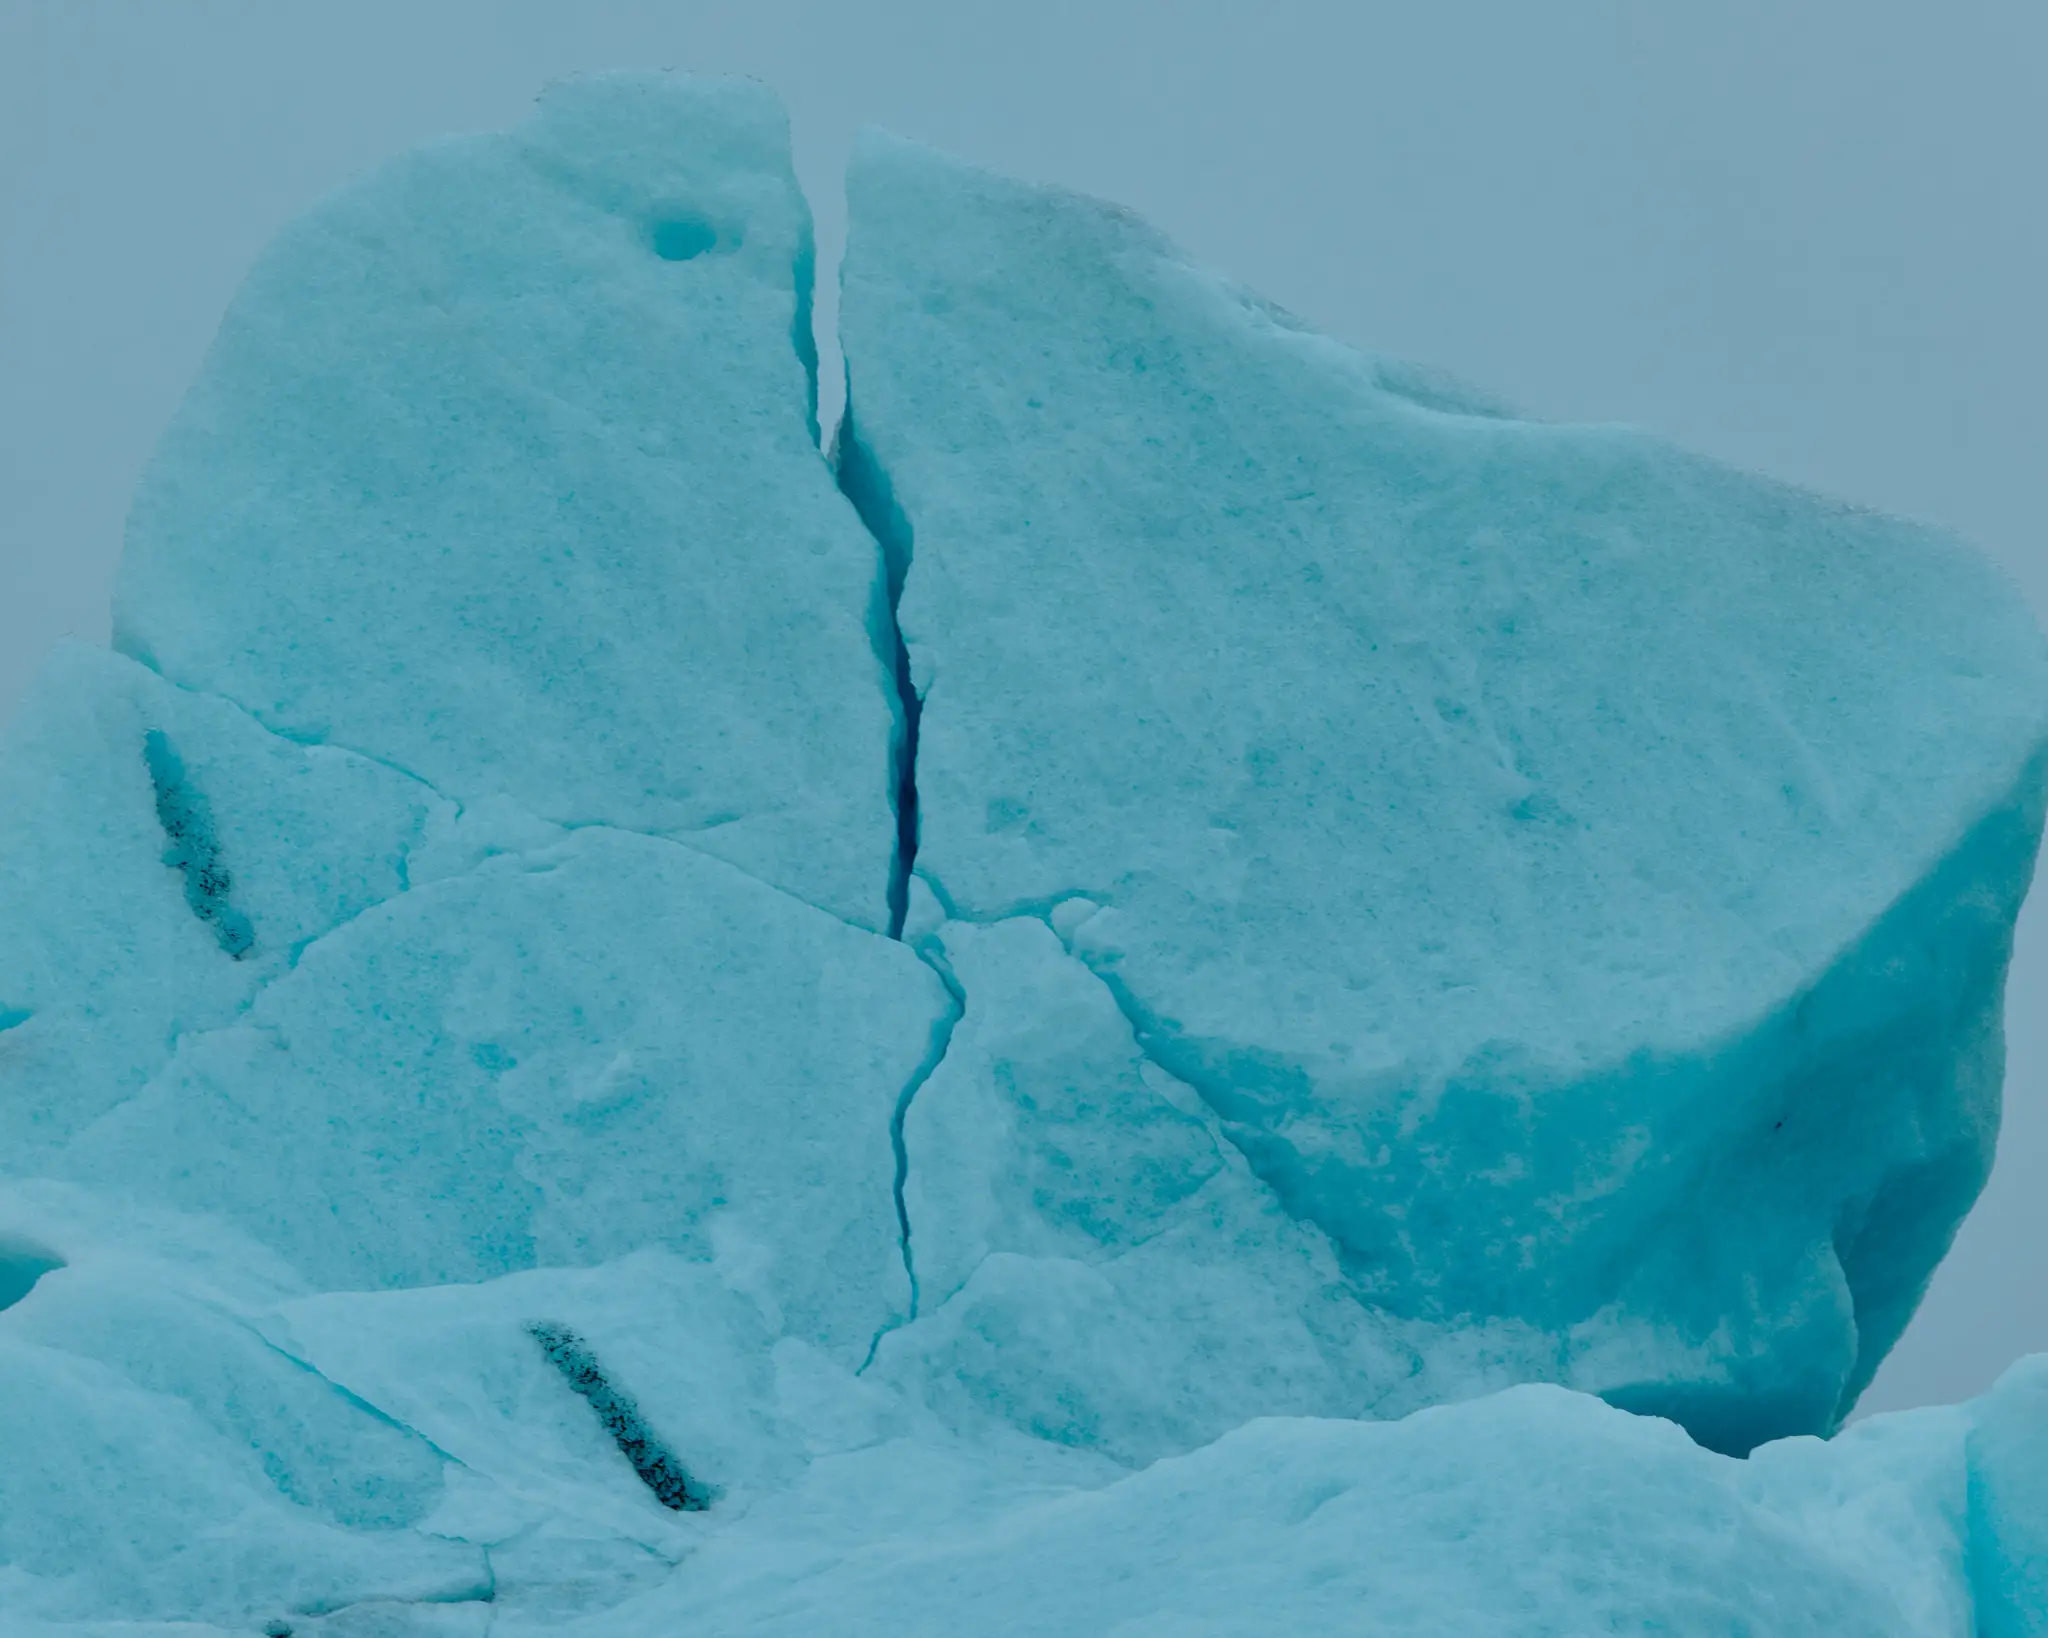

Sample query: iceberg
[2,70,2046,1635]
[837,131,2048,1454]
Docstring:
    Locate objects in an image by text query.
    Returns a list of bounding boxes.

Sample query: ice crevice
[859,974,963,1374]
[241,1317,471,1471]
[833,383,922,944]
[831,369,971,1372]
[828,373,1254,1376]
[828,380,1246,1389]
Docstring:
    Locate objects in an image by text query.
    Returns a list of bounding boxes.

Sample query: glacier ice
[836,129,2048,1454]
[1970,1354,2048,1636]
[2,69,2047,1636]
[116,74,902,932]
[655,1386,1988,1637]
[0,641,440,1164]
[871,912,1561,1464]
[60,825,951,1334]
[0,1187,487,1626]
[876,914,1401,1464]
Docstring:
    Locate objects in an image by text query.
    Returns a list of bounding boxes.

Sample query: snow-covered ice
[3,71,2047,1636]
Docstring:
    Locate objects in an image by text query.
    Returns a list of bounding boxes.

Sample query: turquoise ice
[838,131,2048,1455]
[2,72,2046,1635]
[117,75,902,932]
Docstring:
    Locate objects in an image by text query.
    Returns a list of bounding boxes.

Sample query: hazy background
[2,0,2041,1415]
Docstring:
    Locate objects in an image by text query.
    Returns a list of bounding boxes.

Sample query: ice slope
[870,913,1552,1462]
[0,651,950,1349]
[0,1187,484,1627]
[116,74,903,931]
[836,132,2048,1452]
[0,642,440,1165]
[4,68,2048,1635]
[5,1186,2044,1635]
[657,1387,1990,1638]
[59,824,950,1339]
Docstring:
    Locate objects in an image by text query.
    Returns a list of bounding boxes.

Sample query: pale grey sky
[2,0,2042,1415]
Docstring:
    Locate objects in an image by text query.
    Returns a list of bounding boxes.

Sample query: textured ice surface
[117,75,901,931]
[7,1184,2043,1634]
[4,70,2048,1636]
[61,825,950,1340]
[0,641,439,1164]
[837,131,2048,1452]
[872,913,1535,1463]
[0,1186,484,1627]
[1970,1354,2048,1636]
[656,1387,1987,1637]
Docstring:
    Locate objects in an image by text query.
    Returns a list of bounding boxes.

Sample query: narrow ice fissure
[244,1321,469,1468]
[833,387,923,943]
[828,347,969,1366]
[792,229,823,449]
[884,623,924,942]
[860,980,964,1373]
[281,1579,498,1625]
[1069,945,1321,1223]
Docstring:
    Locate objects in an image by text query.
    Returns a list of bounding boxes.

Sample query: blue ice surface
[0,70,2045,1636]
[837,128,2048,1455]
[116,73,902,934]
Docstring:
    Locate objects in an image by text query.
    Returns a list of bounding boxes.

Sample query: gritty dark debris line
[528,1320,711,1512]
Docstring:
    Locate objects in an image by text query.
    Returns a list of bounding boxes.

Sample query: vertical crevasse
[834,387,922,943]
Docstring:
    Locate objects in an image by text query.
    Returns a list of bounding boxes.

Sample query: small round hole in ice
[0,1234,64,1312]
[651,216,719,262]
